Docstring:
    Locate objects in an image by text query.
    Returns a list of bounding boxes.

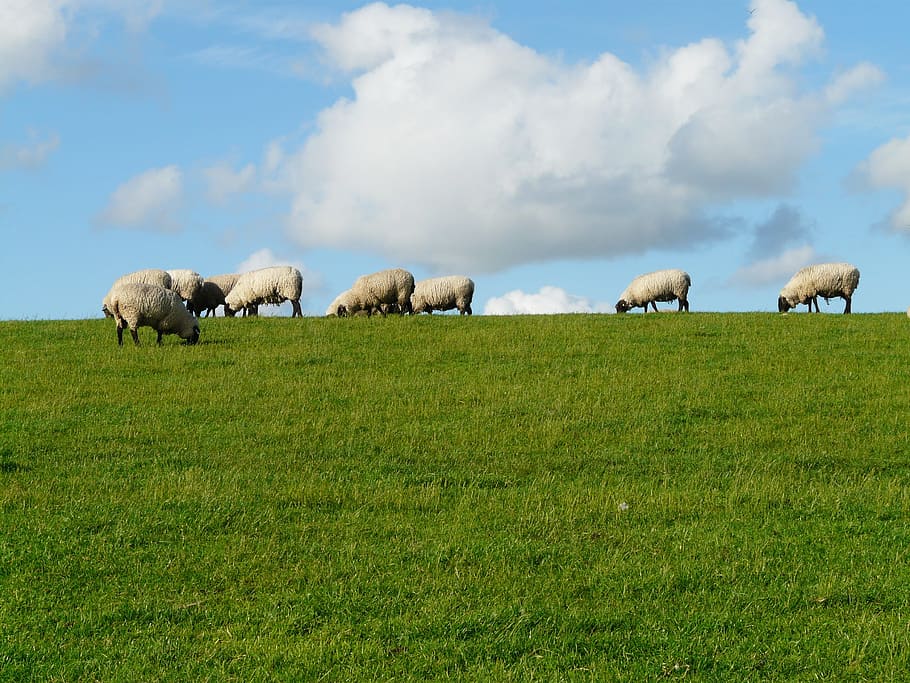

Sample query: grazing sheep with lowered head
[615,269,691,313]
[107,282,200,346]
[225,266,303,317]
[338,268,415,317]
[411,276,475,315]
[777,262,860,314]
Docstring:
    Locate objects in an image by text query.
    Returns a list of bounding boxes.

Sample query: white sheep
[102,268,173,317]
[777,262,860,314]
[411,276,475,315]
[166,269,204,304]
[615,269,691,313]
[338,268,415,317]
[225,266,303,317]
[107,282,200,346]
[188,273,240,317]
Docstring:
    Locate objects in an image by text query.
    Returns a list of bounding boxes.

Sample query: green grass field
[2,313,910,680]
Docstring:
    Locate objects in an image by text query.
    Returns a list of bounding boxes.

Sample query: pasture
[2,313,910,680]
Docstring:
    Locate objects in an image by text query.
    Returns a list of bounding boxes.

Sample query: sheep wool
[189,273,241,317]
[778,263,860,314]
[107,282,200,346]
[166,269,204,303]
[411,276,475,315]
[102,268,173,317]
[615,269,691,313]
[225,266,303,317]
[341,268,415,316]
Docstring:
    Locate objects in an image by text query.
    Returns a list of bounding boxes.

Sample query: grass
[2,312,910,680]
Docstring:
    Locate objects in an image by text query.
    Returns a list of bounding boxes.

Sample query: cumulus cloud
[99,165,183,230]
[746,203,814,260]
[0,131,60,170]
[853,135,910,232]
[728,204,817,286]
[484,286,610,315]
[731,244,817,286]
[268,0,876,274]
[0,0,68,90]
[204,161,256,204]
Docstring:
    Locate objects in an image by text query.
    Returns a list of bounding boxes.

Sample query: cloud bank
[270,0,881,274]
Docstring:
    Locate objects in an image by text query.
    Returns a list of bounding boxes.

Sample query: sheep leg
[844,296,852,314]
[677,298,689,312]
[130,328,141,346]
[649,301,658,312]
[156,330,163,345]
[291,300,302,318]
[117,325,124,346]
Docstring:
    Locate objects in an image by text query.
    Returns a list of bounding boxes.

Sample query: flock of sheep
[99,265,476,346]
[99,261,861,346]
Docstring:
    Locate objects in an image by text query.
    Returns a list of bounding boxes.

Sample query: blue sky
[3,0,909,318]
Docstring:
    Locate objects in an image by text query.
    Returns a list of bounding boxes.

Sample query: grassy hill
[2,313,910,680]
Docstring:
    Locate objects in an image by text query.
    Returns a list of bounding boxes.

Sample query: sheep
[411,276,475,315]
[777,262,860,314]
[102,268,173,318]
[325,289,354,317]
[106,282,200,346]
[224,266,303,317]
[615,269,691,313]
[337,268,415,317]
[166,269,204,304]
[188,273,240,317]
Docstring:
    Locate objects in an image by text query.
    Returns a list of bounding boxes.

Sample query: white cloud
[825,62,885,105]
[99,165,183,230]
[854,135,910,232]
[0,0,67,90]
[0,131,60,170]
[203,161,256,204]
[730,244,817,286]
[271,0,878,274]
[484,286,610,315]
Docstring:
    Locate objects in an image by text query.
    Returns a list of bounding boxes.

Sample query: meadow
[2,312,910,680]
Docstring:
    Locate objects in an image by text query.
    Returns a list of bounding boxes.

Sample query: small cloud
[0,131,60,170]
[825,62,885,105]
[203,161,256,204]
[484,286,608,315]
[730,244,817,286]
[98,165,183,231]
[746,203,814,261]
[852,135,910,233]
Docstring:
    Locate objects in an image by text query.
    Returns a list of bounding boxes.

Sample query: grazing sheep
[777,262,860,314]
[225,266,303,317]
[102,268,173,317]
[615,269,691,313]
[325,289,355,317]
[166,269,204,304]
[188,273,240,317]
[339,268,415,317]
[411,276,475,315]
[107,282,200,346]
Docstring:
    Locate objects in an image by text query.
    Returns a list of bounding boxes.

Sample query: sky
[2,0,910,318]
